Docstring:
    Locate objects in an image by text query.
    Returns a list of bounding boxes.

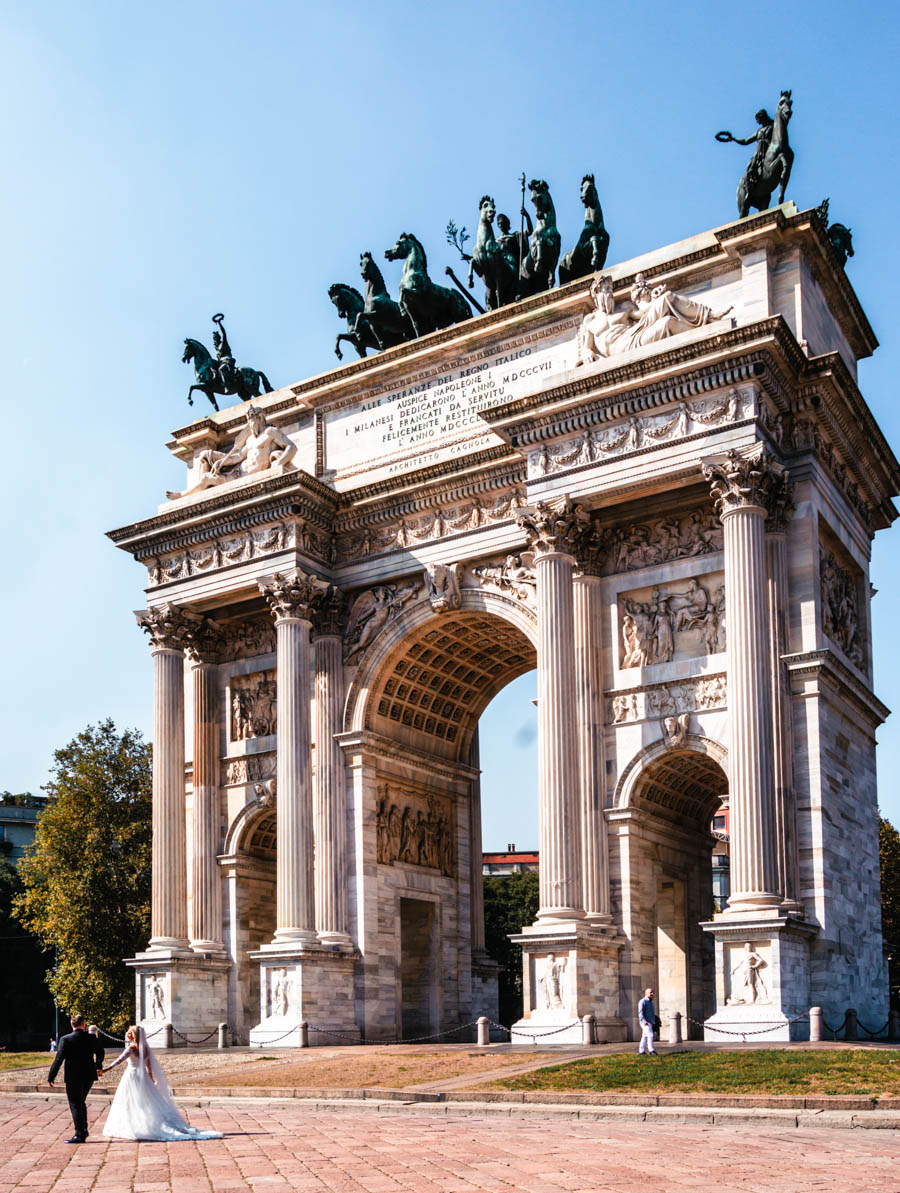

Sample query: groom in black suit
[48,1013,105,1143]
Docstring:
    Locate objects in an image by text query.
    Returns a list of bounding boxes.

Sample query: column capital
[259,569,330,623]
[310,585,344,637]
[701,445,788,521]
[517,495,593,559]
[136,603,200,651]
[185,617,226,665]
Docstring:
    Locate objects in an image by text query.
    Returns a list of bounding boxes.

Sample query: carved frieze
[596,506,722,576]
[344,579,422,662]
[220,616,276,662]
[146,519,331,588]
[224,751,276,786]
[527,388,748,479]
[375,783,454,876]
[469,553,536,604]
[230,670,277,740]
[820,547,865,669]
[607,674,727,725]
[620,574,725,668]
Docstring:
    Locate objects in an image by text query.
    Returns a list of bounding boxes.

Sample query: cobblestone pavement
[1,1096,898,1193]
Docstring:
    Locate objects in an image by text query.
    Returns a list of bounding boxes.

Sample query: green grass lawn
[0,1053,52,1073]
[494,1050,900,1097]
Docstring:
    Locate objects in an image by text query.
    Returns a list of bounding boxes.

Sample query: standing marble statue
[728,942,769,1005]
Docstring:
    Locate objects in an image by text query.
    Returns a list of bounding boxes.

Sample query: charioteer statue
[716,90,794,218]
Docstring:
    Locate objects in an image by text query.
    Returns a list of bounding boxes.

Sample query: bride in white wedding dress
[102,1026,222,1141]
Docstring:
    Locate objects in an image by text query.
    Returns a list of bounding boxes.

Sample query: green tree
[483,870,539,1025]
[880,815,900,1009]
[15,721,152,1033]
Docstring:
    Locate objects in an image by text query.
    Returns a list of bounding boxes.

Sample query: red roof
[483,852,539,863]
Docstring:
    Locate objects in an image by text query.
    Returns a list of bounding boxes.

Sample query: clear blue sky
[2,1,899,846]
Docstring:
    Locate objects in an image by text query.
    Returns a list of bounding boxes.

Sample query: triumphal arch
[110,203,895,1044]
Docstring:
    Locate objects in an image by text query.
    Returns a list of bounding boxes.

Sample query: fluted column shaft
[535,551,584,921]
[468,729,486,953]
[766,530,801,905]
[150,646,189,948]
[190,660,223,951]
[313,630,350,943]
[721,504,780,908]
[573,573,611,922]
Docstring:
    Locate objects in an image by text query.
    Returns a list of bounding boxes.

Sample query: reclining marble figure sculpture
[166,405,297,500]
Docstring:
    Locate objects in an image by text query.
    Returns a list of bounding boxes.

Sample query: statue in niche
[270,969,293,1018]
[575,272,732,367]
[166,405,297,500]
[182,313,274,412]
[538,953,566,1010]
[426,561,462,613]
[467,196,517,310]
[727,942,769,1005]
[344,580,421,662]
[145,976,166,1020]
[716,90,794,218]
[559,173,610,284]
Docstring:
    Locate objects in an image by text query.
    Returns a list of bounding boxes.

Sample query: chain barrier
[171,1026,220,1046]
[856,1020,890,1038]
[97,1024,167,1046]
[487,1019,584,1041]
[823,1015,848,1039]
[308,1020,482,1046]
[684,1013,810,1041]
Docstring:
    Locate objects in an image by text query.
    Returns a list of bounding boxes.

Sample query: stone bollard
[477,1017,490,1047]
[581,1014,595,1045]
[217,1022,228,1049]
[890,1009,900,1041]
[668,1011,682,1045]
[299,1021,309,1048]
[809,1006,823,1042]
[163,1022,174,1050]
[844,1008,858,1041]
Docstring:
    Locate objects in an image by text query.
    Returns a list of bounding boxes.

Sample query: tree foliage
[15,721,152,1033]
[880,815,900,1008]
[483,870,539,1025]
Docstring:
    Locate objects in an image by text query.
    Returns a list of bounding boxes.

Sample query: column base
[509,923,627,1044]
[248,943,360,1047]
[125,953,231,1047]
[701,912,818,1043]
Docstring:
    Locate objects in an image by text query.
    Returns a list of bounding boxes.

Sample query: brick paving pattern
[0,1096,898,1192]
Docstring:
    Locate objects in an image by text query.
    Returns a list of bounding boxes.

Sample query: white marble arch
[613,733,729,814]
[342,586,538,747]
[222,792,274,857]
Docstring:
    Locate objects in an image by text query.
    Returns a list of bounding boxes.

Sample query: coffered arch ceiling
[366,612,537,762]
[630,749,727,827]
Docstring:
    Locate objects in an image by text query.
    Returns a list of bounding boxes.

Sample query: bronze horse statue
[718,90,794,218]
[559,173,609,284]
[385,232,472,337]
[519,179,560,296]
[467,196,517,310]
[182,316,273,411]
[329,253,414,359]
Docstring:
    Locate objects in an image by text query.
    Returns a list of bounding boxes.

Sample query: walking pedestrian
[637,987,658,1055]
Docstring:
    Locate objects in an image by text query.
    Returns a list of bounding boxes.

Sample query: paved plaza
[1,1097,898,1193]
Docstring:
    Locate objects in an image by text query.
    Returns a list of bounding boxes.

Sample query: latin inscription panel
[322,316,579,488]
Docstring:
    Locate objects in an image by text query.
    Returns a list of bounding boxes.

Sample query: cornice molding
[783,648,888,726]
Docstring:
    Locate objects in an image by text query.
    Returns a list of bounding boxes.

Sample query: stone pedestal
[509,924,626,1043]
[701,913,817,1042]
[248,945,360,1047]
[127,953,231,1047]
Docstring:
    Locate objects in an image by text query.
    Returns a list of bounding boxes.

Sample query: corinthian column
[573,557,611,923]
[259,569,329,945]
[518,498,587,922]
[702,447,783,911]
[312,588,351,945]
[137,603,200,953]
[185,619,226,953]
[766,484,802,908]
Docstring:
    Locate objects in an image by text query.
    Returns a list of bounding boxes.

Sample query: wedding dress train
[102,1026,222,1141]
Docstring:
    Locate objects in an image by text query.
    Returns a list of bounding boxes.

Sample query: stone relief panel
[596,507,722,577]
[820,546,865,669]
[344,579,422,662]
[375,783,454,876]
[527,388,749,479]
[607,674,726,725]
[267,967,296,1019]
[224,751,276,786]
[141,973,167,1021]
[145,518,332,587]
[535,952,568,1011]
[230,671,277,740]
[726,942,771,1006]
[221,616,277,662]
[338,486,526,561]
[467,553,536,606]
[619,574,725,669]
